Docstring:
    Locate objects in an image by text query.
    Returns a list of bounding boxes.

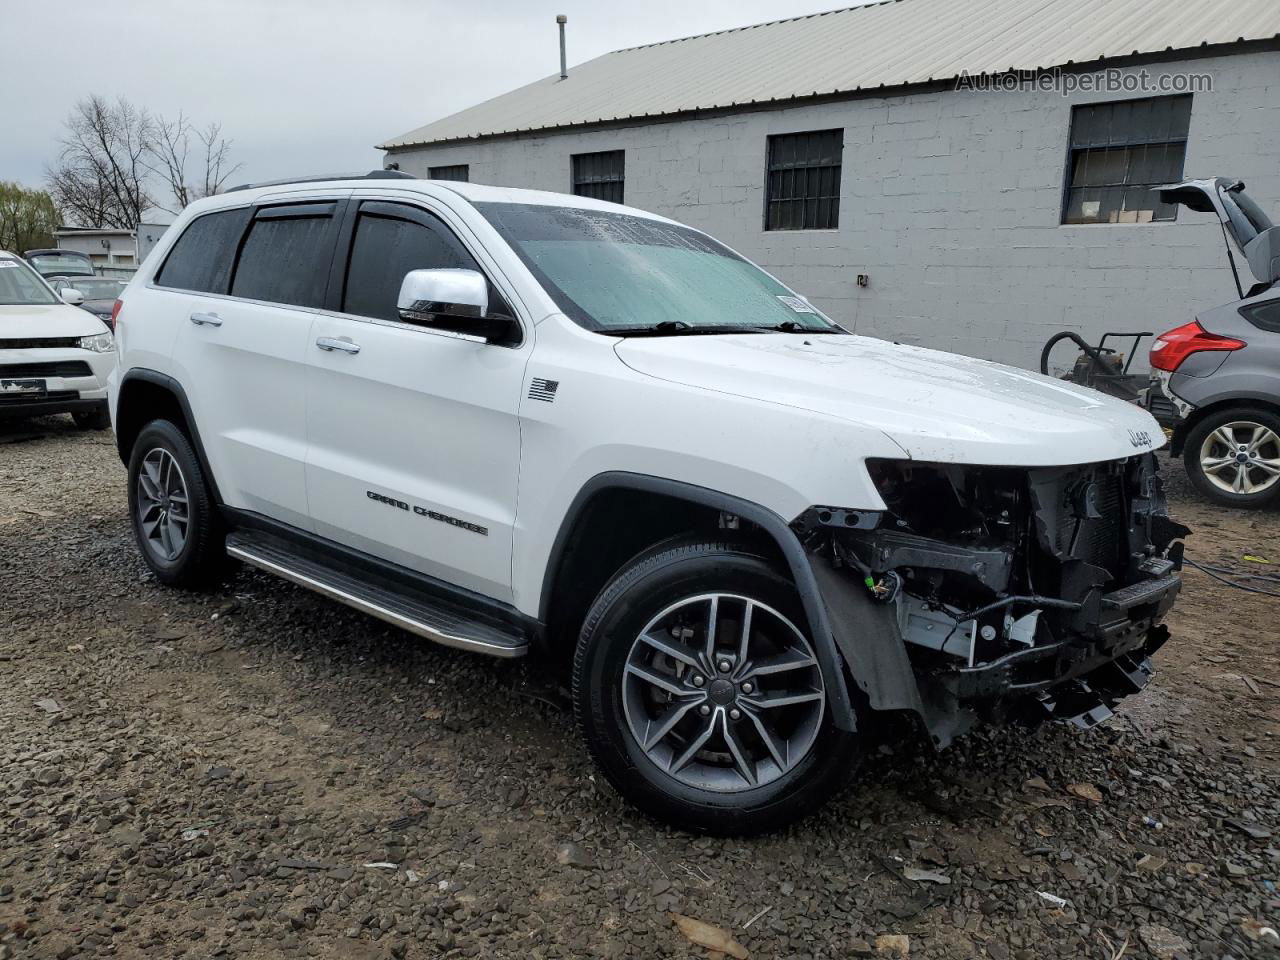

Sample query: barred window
[571,150,625,204]
[765,130,843,231]
[1062,95,1192,224]
[428,164,469,182]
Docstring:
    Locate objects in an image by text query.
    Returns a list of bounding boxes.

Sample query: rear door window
[340,201,483,323]
[155,208,251,293]
[230,202,340,308]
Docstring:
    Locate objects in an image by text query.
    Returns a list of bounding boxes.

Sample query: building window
[429,164,469,182]
[1062,95,1192,224]
[765,130,843,231]
[572,150,625,204]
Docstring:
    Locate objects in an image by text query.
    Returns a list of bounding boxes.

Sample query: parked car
[0,251,115,429]
[23,248,95,280]
[108,172,1186,834]
[1148,178,1280,508]
[49,276,127,329]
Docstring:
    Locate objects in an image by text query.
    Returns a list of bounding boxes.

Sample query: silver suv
[1149,179,1280,508]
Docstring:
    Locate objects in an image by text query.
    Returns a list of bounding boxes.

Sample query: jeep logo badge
[1127,429,1153,448]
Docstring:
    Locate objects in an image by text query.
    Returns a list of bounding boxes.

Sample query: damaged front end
[794,454,1189,746]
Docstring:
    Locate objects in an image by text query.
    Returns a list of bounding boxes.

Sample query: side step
[225,531,528,658]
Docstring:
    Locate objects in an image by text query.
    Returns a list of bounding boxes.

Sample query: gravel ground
[2,416,1278,960]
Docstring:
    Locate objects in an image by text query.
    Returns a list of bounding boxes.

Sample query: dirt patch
[1,417,1277,959]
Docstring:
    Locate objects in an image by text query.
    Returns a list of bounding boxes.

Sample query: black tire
[573,539,861,835]
[1183,406,1280,509]
[72,404,110,430]
[127,419,229,588]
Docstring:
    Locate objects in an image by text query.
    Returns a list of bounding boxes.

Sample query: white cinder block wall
[387,51,1280,370]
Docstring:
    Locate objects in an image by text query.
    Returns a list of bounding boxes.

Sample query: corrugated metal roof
[380,0,1280,149]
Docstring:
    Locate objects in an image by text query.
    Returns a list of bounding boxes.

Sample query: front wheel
[573,539,861,835]
[1183,407,1280,508]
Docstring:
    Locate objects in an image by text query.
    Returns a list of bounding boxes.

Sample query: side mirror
[61,288,85,306]
[397,268,519,344]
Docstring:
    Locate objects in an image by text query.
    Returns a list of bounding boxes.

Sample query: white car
[1,251,115,429]
[108,172,1186,834]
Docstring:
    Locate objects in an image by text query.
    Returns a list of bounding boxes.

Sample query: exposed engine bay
[794,453,1189,744]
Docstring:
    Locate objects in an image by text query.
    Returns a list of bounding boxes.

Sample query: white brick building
[381,0,1280,369]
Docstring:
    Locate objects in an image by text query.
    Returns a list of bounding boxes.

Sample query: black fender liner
[541,472,857,731]
[808,554,925,714]
[116,368,224,506]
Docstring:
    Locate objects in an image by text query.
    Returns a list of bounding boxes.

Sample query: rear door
[303,196,529,601]
[166,195,346,530]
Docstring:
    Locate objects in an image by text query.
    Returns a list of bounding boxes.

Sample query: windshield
[476,202,843,334]
[29,253,94,276]
[57,277,125,300]
[0,258,59,305]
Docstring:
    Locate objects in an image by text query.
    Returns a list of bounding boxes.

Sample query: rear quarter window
[155,208,251,294]
[1240,300,1280,334]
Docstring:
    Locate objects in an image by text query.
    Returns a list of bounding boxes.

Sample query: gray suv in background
[1149,179,1280,509]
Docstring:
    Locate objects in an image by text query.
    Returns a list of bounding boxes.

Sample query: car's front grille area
[0,360,93,378]
[0,337,81,350]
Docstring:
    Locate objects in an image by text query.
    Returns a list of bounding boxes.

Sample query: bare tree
[146,112,243,214]
[46,96,242,228]
[47,96,153,229]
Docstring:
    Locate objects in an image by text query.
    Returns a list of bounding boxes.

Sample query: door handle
[189,311,222,327]
[316,336,360,354]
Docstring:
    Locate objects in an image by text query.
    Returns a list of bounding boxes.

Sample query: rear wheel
[127,419,228,587]
[573,539,861,835]
[1184,407,1280,508]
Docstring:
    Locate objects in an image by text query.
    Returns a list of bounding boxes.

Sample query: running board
[225,531,527,658]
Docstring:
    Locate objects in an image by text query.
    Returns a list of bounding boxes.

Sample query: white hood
[614,333,1164,466]
[0,303,108,338]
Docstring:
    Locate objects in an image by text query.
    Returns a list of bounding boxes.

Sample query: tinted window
[155,208,250,293]
[1241,300,1280,334]
[342,206,479,322]
[230,205,336,308]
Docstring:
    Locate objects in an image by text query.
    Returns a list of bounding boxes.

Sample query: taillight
[109,299,123,332]
[1149,320,1245,372]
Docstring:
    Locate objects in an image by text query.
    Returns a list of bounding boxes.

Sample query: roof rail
[226,169,415,193]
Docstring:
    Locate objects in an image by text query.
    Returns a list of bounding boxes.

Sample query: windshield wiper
[765,320,847,334]
[607,320,771,337]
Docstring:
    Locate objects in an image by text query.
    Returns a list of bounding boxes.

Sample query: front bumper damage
[795,453,1188,746]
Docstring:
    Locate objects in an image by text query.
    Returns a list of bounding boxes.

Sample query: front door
[303,199,528,602]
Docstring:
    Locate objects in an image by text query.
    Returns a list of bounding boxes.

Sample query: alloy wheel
[1198,421,1280,496]
[136,448,191,561]
[621,593,825,792]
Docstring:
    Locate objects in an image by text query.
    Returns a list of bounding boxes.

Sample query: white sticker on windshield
[0,260,18,268]
[776,295,816,314]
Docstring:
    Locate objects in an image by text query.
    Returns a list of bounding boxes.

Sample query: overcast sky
[6,0,843,207]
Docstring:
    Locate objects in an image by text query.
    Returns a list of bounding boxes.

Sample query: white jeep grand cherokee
[108,172,1186,834]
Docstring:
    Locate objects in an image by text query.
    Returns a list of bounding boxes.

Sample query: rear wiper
[607,320,770,337]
